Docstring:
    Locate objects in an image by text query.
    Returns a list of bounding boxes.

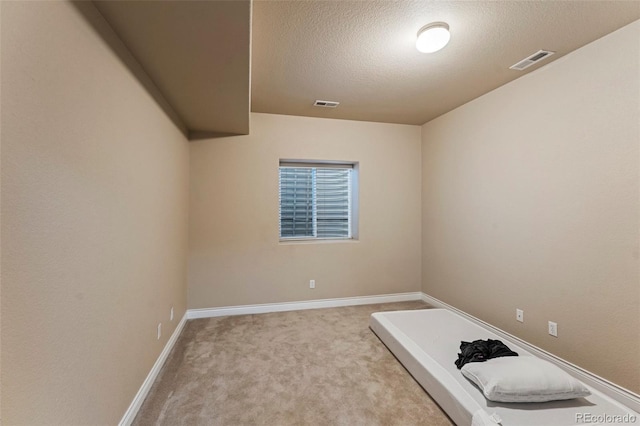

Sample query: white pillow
[461,357,591,403]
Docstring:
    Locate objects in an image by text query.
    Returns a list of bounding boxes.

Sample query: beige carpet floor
[133,301,454,426]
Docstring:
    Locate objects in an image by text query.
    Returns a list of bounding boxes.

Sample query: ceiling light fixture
[416,22,450,53]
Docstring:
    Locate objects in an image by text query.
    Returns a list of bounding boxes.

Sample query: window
[279,161,357,240]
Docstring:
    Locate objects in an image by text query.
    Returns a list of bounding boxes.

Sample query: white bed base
[370,309,639,426]
[420,293,640,414]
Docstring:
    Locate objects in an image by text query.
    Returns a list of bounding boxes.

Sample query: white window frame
[279,160,359,242]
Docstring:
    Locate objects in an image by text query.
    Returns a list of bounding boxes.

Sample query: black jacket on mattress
[455,339,518,369]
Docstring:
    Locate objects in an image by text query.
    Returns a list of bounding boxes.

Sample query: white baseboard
[421,292,640,414]
[187,292,423,319]
[119,312,188,426]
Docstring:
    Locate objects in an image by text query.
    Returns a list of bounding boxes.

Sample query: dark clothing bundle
[455,339,518,369]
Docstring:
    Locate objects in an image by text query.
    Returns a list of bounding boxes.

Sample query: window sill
[279,238,358,245]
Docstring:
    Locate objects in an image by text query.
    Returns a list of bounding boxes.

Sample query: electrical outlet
[170,306,174,321]
[309,279,315,289]
[548,321,558,337]
[516,309,524,323]
[157,323,162,340]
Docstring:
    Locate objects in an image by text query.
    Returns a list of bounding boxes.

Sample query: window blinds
[279,164,352,239]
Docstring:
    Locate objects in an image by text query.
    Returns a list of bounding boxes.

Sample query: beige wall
[2,2,636,422]
[189,113,421,308]
[1,2,189,424]
[421,20,640,393]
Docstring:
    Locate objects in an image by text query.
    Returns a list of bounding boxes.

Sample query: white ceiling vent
[509,50,555,71]
[314,100,340,108]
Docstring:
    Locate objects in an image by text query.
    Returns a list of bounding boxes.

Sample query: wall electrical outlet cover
[516,309,524,323]
[309,280,315,289]
[548,321,558,337]
[157,323,162,340]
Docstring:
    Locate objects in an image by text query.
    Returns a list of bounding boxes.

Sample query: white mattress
[370,309,638,426]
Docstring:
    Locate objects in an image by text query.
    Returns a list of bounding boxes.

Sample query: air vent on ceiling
[314,100,340,108]
[509,50,555,71]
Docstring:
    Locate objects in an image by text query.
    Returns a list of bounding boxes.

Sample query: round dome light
[416,22,450,53]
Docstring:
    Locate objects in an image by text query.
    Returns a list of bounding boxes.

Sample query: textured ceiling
[94,0,251,135]
[252,1,640,125]
[93,1,639,134]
